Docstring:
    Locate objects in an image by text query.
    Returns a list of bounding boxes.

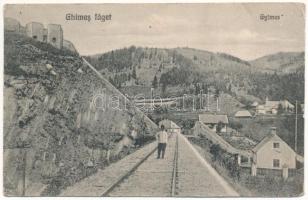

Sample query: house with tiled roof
[251,127,297,170]
[234,110,252,118]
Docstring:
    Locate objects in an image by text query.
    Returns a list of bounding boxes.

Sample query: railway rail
[102,133,179,197]
[61,132,238,197]
[171,134,179,196]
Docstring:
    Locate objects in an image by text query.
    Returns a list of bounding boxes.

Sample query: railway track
[62,132,238,197]
[171,134,179,196]
[102,133,179,197]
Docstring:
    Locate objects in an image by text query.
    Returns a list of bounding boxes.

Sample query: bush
[229,121,243,131]
[181,119,195,129]
[216,121,224,133]
[209,144,221,161]
[134,135,156,147]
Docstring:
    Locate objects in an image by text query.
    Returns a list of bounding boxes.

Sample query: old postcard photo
[2,2,305,197]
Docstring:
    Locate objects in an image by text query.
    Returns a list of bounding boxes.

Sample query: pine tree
[194,83,200,95]
[228,84,232,92]
[132,66,137,79]
[152,75,158,88]
[162,82,167,94]
[214,89,220,99]
[277,103,284,114]
[108,77,114,85]
[159,63,163,72]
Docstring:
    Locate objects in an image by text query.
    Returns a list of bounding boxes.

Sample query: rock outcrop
[4,32,158,196]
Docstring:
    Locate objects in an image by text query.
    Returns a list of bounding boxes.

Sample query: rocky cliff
[4,32,158,196]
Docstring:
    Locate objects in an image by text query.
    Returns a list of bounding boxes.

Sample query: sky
[4,3,305,60]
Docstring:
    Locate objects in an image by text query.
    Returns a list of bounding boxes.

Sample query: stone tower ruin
[5,18,73,51]
[47,24,63,49]
[26,22,45,42]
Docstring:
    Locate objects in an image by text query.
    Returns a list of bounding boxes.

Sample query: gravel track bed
[176,134,239,197]
[60,142,157,196]
[108,135,176,196]
[60,133,238,197]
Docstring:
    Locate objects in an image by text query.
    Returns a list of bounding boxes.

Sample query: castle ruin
[26,22,45,42]
[5,17,75,52]
[47,24,63,49]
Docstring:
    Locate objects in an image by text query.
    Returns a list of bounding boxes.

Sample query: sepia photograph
[2,2,305,197]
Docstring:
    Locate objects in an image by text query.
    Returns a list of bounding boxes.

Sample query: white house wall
[255,135,296,169]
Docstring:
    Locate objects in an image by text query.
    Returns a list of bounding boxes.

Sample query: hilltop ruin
[4,17,76,52]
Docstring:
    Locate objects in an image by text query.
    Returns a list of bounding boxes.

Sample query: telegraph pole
[216,90,219,112]
[151,87,154,110]
[295,100,298,152]
[216,96,219,112]
[200,89,203,110]
[21,148,27,196]
[207,88,210,111]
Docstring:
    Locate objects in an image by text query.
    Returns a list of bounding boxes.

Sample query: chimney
[270,127,277,135]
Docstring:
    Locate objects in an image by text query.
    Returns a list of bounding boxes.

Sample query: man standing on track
[156,125,168,159]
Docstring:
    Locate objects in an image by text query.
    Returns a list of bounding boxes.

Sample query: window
[52,37,57,43]
[273,159,280,168]
[273,142,280,149]
[33,35,37,39]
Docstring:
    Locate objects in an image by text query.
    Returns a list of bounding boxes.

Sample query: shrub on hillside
[229,121,243,131]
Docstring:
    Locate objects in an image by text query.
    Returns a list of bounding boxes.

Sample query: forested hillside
[251,52,304,73]
[87,46,304,105]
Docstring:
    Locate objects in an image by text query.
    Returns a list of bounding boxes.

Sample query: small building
[199,114,228,133]
[234,110,252,118]
[251,101,259,107]
[277,99,295,111]
[256,105,266,114]
[26,22,45,42]
[159,119,181,134]
[256,97,295,115]
[47,24,63,49]
[252,127,297,170]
